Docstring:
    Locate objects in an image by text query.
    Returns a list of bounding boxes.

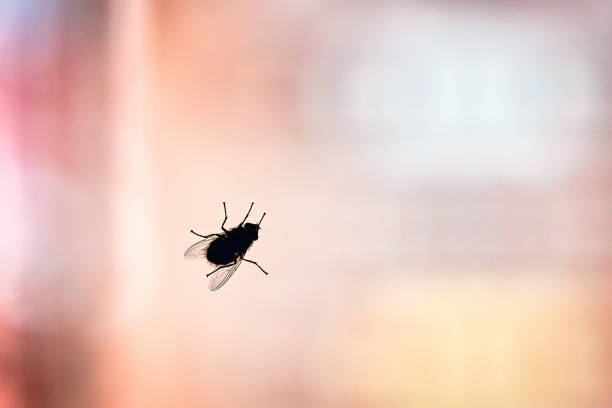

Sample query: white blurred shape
[0,123,24,324]
[301,7,603,184]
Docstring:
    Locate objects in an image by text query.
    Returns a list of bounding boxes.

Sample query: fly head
[244,223,260,240]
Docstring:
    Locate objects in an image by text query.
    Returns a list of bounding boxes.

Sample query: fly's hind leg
[190,230,219,239]
[206,261,236,278]
[243,258,268,275]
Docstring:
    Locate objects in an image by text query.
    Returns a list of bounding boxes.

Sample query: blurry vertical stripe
[109,0,161,327]
[2,0,112,407]
[0,0,24,323]
[105,1,165,406]
[0,4,24,406]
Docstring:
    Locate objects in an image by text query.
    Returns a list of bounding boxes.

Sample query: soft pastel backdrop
[1,1,612,407]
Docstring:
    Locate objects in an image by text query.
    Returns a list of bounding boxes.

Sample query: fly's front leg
[206,261,236,278]
[221,202,229,232]
[239,202,254,226]
[242,258,268,275]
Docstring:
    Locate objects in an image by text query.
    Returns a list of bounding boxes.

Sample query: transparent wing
[184,237,216,260]
[208,258,242,291]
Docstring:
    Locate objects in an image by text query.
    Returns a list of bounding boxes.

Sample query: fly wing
[208,258,242,291]
[184,237,215,260]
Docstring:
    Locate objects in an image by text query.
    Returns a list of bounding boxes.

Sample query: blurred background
[1,0,612,407]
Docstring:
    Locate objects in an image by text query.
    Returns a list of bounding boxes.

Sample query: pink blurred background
[1,1,612,407]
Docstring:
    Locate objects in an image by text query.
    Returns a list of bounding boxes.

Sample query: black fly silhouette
[185,202,268,290]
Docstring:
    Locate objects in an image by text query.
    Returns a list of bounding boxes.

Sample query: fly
[185,202,268,291]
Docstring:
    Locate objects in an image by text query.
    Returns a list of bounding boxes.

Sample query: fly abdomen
[206,238,238,265]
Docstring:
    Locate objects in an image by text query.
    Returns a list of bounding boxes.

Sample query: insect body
[185,202,268,291]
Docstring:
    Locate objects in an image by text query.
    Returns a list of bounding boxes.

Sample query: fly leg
[190,230,219,239]
[243,258,268,275]
[206,261,236,278]
[221,202,229,232]
[239,202,254,226]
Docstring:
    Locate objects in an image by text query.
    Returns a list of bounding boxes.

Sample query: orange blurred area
[1,1,612,407]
